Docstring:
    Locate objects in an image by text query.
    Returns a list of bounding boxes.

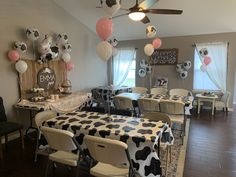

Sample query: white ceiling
[54,0,236,41]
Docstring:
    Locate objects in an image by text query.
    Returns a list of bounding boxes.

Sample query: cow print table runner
[44,111,174,177]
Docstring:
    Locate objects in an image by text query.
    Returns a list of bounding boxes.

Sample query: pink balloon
[203,56,211,65]
[152,38,162,49]
[66,61,74,71]
[96,17,113,41]
[8,50,20,62]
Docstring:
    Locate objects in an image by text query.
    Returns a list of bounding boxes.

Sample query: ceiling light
[128,11,145,21]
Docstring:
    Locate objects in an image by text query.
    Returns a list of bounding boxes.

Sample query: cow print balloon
[108,37,118,47]
[146,25,157,38]
[62,43,72,53]
[26,28,40,41]
[102,0,121,16]
[14,41,27,53]
[176,64,184,73]
[180,70,188,79]
[183,60,192,70]
[57,33,68,44]
[199,48,208,57]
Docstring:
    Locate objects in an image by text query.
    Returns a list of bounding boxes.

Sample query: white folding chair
[84,135,135,177]
[169,88,189,96]
[131,87,148,94]
[34,110,57,162]
[159,100,186,145]
[41,127,82,177]
[113,96,135,116]
[215,91,231,113]
[138,98,159,115]
[150,87,168,95]
[143,112,172,176]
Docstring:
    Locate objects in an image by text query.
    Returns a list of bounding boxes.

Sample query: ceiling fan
[99,0,183,24]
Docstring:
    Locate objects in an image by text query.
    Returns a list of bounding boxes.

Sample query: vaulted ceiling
[54,0,236,41]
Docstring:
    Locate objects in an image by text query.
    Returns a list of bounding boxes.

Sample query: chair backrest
[221,91,231,107]
[84,135,128,165]
[131,87,148,94]
[35,110,57,129]
[113,96,133,110]
[143,112,172,127]
[138,98,159,114]
[0,97,7,122]
[169,88,189,96]
[41,126,77,152]
[159,100,185,115]
[150,87,168,95]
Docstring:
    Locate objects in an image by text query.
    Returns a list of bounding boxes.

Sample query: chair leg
[19,129,24,149]
[0,137,3,160]
[169,146,172,163]
[45,158,52,177]
[5,134,8,149]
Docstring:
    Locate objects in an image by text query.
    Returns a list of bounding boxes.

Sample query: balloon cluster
[7,41,29,74]
[144,25,162,56]
[138,59,152,78]
[176,60,192,79]
[96,0,121,61]
[199,48,211,72]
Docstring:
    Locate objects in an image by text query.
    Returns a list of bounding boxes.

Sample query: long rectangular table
[115,93,194,115]
[43,111,174,177]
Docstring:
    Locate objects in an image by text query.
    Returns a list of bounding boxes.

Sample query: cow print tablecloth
[44,111,174,177]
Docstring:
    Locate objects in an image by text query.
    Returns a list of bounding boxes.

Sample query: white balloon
[26,28,40,41]
[176,64,184,73]
[140,59,148,68]
[200,64,207,72]
[180,70,188,79]
[14,41,27,53]
[146,25,157,38]
[112,47,118,56]
[62,53,71,63]
[144,44,154,56]
[96,41,113,61]
[15,60,28,74]
[183,60,192,70]
[102,0,121,16]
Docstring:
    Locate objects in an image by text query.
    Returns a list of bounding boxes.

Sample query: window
[112,48,136,87]
[122,60,136,87]
[193,42,228,91]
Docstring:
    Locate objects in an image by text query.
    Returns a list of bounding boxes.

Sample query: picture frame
[149,48,178,65]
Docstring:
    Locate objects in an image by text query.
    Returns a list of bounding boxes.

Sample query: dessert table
[15,91,92,135]
[43,111,174,177]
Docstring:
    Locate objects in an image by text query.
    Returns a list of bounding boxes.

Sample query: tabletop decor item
[59,80,72,94]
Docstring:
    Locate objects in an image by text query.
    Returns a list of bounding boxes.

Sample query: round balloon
[26,28,40,41]
[203,56,211,65]
[199,48,208,57]
[200,64,207,72]
[96,17,113,41]
[152,38,162,49]
[146,25,157,38]
[62,53,71,63]
[108,37,118,47]
[14,41,27,53]
[138,68,146,77]
[146,65,152,74]
[183,60,192,70]
[8,50,20,62]
[62,43,72,53]
[57,33,68,44]
[140,59,148,68]
[66,61,74,71]
[180,70,188,79]
[102,0,121,16]
[176,64,184,73]
[144,44,154,56]
[15,60,28,74]
[96,41,113,61]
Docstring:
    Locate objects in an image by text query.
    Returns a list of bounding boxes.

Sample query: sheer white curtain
[112,48,136,86]
[195,42,228,92]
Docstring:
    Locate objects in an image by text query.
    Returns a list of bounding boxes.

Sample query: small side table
[196,94,218,115]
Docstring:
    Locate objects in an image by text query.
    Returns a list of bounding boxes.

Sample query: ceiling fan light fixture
[128,11,145,21]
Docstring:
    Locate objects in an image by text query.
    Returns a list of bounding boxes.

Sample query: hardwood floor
[0,108,236,177]
[184,109,236,177]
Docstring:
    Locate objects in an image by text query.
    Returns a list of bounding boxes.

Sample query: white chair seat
[168,114,184,124]
[91,162,129,177]
[215,101,225,107]
[49,150,79,167]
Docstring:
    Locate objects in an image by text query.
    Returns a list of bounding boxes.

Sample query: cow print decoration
[14,41,27,53]
[44,111,174,177]
[26,28,40,41]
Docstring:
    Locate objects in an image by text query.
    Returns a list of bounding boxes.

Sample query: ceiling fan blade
[143,9,183,14]
[138,0,159,10]
[141,16,150,24]
[112,13,129,19]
